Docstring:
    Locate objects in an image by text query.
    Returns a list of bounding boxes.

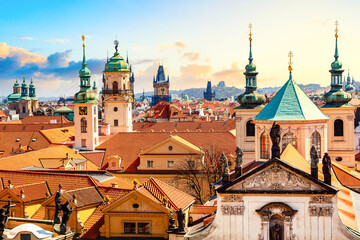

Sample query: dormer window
[16,138,20,142]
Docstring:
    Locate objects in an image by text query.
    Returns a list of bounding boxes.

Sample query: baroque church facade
[235,23,356,169]
[6,78,39,119]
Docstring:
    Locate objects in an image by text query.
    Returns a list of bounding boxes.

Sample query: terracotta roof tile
[80,152,105,168]
[21,116,70,124]
[61,187,103,208]
[9,182,50,202]
[97,132,235,172]
[142,177,195,211]
[31,205,46,219]
[0,169,97,193]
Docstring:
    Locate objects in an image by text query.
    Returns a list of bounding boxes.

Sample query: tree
[174,144,232,204]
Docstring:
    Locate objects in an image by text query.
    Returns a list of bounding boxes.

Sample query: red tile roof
[80,152,105,168]
[8,182,50,202]
[0,170,97,193]
[142,177,195,211]
[21,116,71,124]
[133,119,235,132]
[97,132,236,172]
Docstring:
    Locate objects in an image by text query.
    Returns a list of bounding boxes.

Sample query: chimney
[111,183,118,188]
[8,180,13,189]
[20,189,25,199]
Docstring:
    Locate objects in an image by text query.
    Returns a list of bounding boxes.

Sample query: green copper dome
[21,78,27,87]
[74,90,97,103]
[245,62,256,72]
[104,52,128,71]
[237,91,266,107]
[323,89,351,105]
[331,59,342,70]
[29,79,35,88]
[79,65,91,77]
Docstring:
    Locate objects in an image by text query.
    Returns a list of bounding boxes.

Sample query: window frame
[334,119,344,137]
[147,160,154,168]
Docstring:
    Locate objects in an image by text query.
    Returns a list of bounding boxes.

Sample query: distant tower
[74,35,99,150]
[344,71,355,98]
[102,39,133,133]
[152,64,171,106]
[129,64,136,108]
[203,81,215,101]
[92,80,98,95]
[234,23,266,164]
[322,21,355,168]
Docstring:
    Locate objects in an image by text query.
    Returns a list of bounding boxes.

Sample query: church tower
[152,64,171,106]
[74,35,99,150]
[102,40,133,133]
[234,24,266,165]
[321,21,355,168]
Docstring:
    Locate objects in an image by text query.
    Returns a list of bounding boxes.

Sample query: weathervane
[249,23,253,41]
[114,34,119,53]
[288,51,293,72]
[335,20,339,38]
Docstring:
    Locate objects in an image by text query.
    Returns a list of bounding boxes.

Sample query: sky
[1,0,360,97]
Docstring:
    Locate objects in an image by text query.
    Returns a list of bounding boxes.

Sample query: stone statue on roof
[220,153,230,183]
[270,122,281,159]
[177,208,186,233]
[54,191,62,224]
[0,198,12,239]
[310,146,319,179]
[235,147,243,177]
[322,153,332,185]
[60,201,73,235]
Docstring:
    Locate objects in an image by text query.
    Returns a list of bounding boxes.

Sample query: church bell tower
[102,39,133,133]
[74,35,99,150]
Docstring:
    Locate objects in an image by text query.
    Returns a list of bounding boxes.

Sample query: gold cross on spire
[82,35,85,47]
[335,20,339,38]
[248,23,253,41]
[288,51,293,72]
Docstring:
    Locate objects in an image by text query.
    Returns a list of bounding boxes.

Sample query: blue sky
[1,0,360,97]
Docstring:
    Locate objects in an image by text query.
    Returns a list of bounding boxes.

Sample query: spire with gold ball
[74,35,97,103]
[237,23,266,108]
[323,20,352,106]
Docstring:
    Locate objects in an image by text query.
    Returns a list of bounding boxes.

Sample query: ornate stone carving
[221,205,245,215]
[256,202,297,221]
[347,116,354,121]
[309,206,333,216]
[240,163,312,190]
[222,195,243,203]
[310,195,332,203]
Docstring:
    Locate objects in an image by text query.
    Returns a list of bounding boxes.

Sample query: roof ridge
[149,178,182,210]
[13,181,47,189]
[64,186,96,193]
[291,79,305,120]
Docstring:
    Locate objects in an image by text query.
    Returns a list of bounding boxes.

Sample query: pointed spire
[106,51,109,63]
[82,35,87,67]
[126,51,129,63]
[352,76,355,85]
[334,20,339,60]
[248,23,253,63]
[288,51,293,80]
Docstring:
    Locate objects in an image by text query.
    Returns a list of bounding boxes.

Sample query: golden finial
[288,51,293,72]
[248,23,253,41]
[335,20,339,38]
[82,35,85,47]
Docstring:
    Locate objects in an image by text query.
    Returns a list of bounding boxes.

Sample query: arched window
[260,132,270,159]
[112,81,118,91]
[81,118,87,133]
[311,131,321,156]
[281,132,297,150]
[334,119,344,136]
[246,120,255,136]
[22,107,26,113]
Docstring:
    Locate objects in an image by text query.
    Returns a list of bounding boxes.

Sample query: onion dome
[323,21,352,106]
[29,78,35,88]
[74,90,97,103]
[345,72,355,92]
[21,77,27,88]
[104,40,128,71]
[237,23,266,108]
[14,79,20,87]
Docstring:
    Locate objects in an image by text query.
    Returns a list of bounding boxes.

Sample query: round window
[335,157,342,162]
[133,203,139,209]
[168,146,173,151]
[114,107,118,112]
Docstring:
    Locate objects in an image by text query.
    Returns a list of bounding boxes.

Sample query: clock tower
[74,36,99,150]
[102,40,133,133]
